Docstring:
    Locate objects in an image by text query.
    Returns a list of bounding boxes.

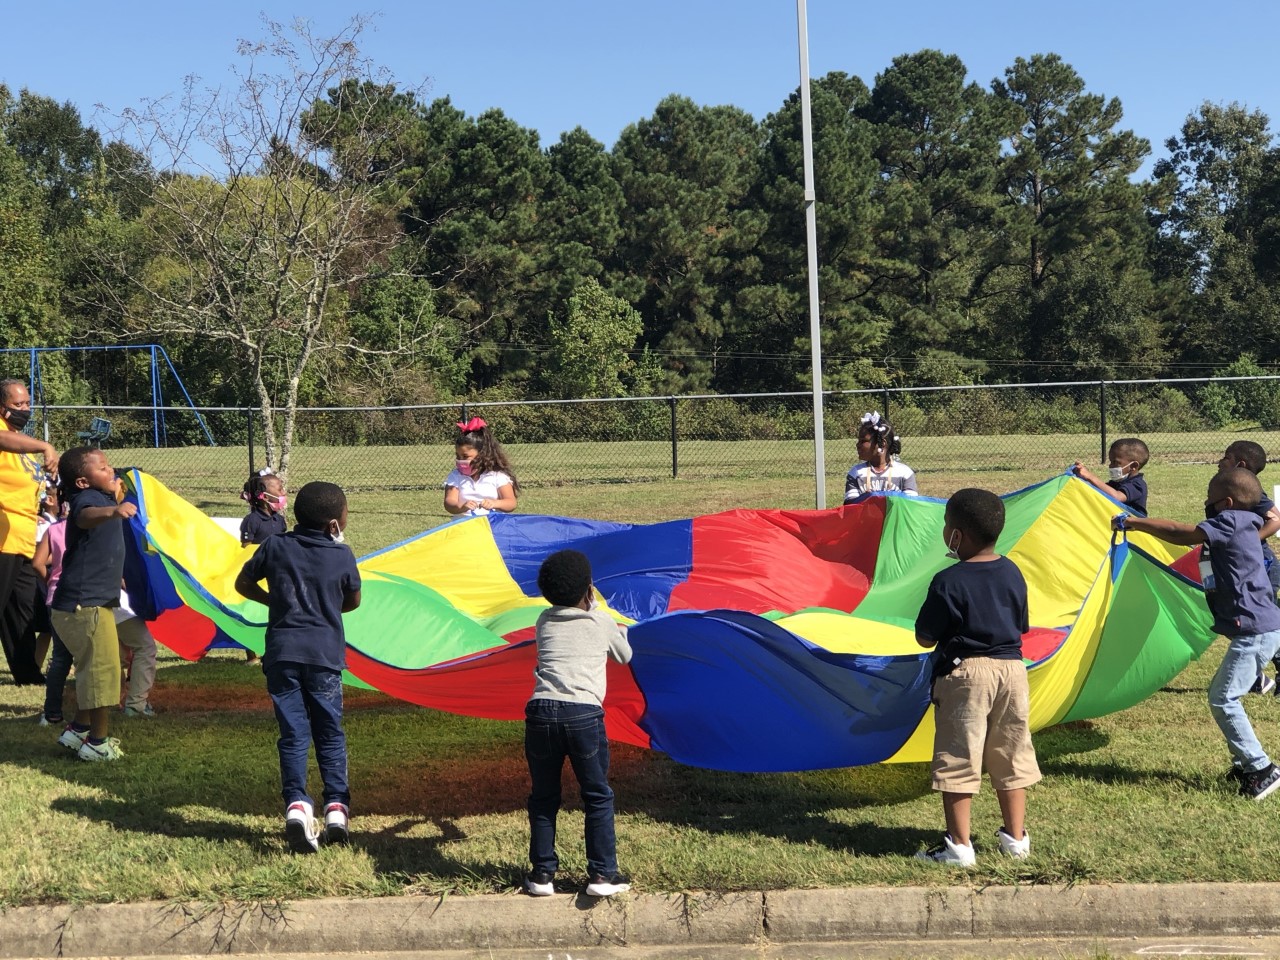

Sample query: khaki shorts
[50,606,120,711]
[931,657,1041,794]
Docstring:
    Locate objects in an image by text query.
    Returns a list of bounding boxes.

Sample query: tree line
[2,19,1278,444]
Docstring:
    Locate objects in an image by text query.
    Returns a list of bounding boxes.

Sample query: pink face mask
[264,493,287,513]
[456,459,473,477]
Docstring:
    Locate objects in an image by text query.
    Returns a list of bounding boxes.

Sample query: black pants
[0,552,43,685]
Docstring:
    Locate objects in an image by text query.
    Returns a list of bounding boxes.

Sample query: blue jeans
[42,632,72,721]
[1209,629,1280,773]
[265,662,349,810]
[525,699,617,877]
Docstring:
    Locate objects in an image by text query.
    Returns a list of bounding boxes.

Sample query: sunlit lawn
[2,430,1277,905]
[3,641,1279,906]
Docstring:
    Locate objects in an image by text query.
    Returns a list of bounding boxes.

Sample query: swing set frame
[1,344,215,447]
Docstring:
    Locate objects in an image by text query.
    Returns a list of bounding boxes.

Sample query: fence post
[668,397,679,479]
[1099,381,1107,464]
[246,407,255,476]
[882,386,891,420]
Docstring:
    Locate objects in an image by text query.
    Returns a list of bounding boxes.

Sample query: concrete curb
[3,884,1280,958]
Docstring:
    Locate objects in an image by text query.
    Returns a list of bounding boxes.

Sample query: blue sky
[2,1,1276,175]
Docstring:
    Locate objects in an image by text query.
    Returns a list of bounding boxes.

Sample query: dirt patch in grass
[151,679,403,713]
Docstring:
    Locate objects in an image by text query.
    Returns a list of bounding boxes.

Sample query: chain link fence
[29,375,1280,547]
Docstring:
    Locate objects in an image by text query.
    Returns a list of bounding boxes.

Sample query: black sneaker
[1250,674,1277,695]
[524,870,554,896]
[1239,763,1280,802]
[1227,763,1247,784]
[585,872,631,897]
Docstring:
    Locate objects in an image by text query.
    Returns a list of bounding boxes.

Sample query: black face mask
[1205,502,1222,520]
[4,407,31,431]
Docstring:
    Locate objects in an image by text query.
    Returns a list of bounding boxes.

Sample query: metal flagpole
[797,0,826,508]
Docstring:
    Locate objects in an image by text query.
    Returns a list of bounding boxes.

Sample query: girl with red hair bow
[444,416,520,517]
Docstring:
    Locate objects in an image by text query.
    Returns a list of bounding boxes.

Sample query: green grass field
[2,431,1278,905]
[108,426,1280,553]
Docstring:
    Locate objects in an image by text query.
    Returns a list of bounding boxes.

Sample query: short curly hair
[945,488,1005,547]
[293,481,346,530]
[1211,467,1263,511]
[537,549,593,607]
[1225,440,1267,475]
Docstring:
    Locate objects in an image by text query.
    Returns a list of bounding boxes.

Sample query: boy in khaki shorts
[49,447,137,762]
[914,488,1040,866]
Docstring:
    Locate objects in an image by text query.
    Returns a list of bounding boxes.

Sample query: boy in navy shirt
[1114,468,1280,800]
[235,481,361,852]
[915,488,1040,867]
[49,447,138,762]
[1216,441,1280,694]
[1074,437,1150,514]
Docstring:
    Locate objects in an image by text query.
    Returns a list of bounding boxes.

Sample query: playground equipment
[1,345,214,447]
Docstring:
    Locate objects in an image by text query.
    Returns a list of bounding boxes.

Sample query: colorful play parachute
[120,470,1215,773]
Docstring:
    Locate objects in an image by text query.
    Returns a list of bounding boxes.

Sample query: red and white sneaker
[323,802,349,846]
[285,801,320,854]
[57,724,90,752]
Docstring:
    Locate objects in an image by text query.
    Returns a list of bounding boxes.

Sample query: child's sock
[87,736,106,746]
[70,722,90,734]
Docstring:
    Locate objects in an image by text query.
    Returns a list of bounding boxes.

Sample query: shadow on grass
[611,748,939,856]
[1036,756,1204,790]
[1034,719,1111,760]
[51,794,272,850]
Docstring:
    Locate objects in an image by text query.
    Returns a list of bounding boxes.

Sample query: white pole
[797,0,826,508]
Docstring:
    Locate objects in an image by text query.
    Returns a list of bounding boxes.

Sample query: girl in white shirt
[844,411,920,501]
[444,416,520,517]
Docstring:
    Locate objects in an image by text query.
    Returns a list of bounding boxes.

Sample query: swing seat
[77,416,111,448]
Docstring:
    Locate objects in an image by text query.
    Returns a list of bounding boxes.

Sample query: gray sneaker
[123,702,156,718]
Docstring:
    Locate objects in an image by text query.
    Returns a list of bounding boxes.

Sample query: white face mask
[944,530,961,560]
[329,522,345,544]
[1108,466,1127,481]
[586,592,597,612]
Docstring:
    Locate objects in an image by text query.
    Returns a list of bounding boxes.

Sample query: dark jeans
[525,698,617,877]
[1270,557,1280,667]
[265,662,349,810]
[42,631,72,720]
[0,553,42,685]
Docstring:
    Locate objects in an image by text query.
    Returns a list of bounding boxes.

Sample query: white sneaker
[57,725,90,751]
[37,714,54,727]
[996,826,1031,859]
[916,834,976,867]
[524,871,555,896]
[285,801,320,854]
[585,873,631,897]
[323,802,350,845]
[78,737,124,762]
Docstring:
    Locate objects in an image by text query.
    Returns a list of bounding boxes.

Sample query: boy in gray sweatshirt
[523,549,633,898]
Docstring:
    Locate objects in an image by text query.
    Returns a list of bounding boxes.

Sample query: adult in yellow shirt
[0,379,58,685]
